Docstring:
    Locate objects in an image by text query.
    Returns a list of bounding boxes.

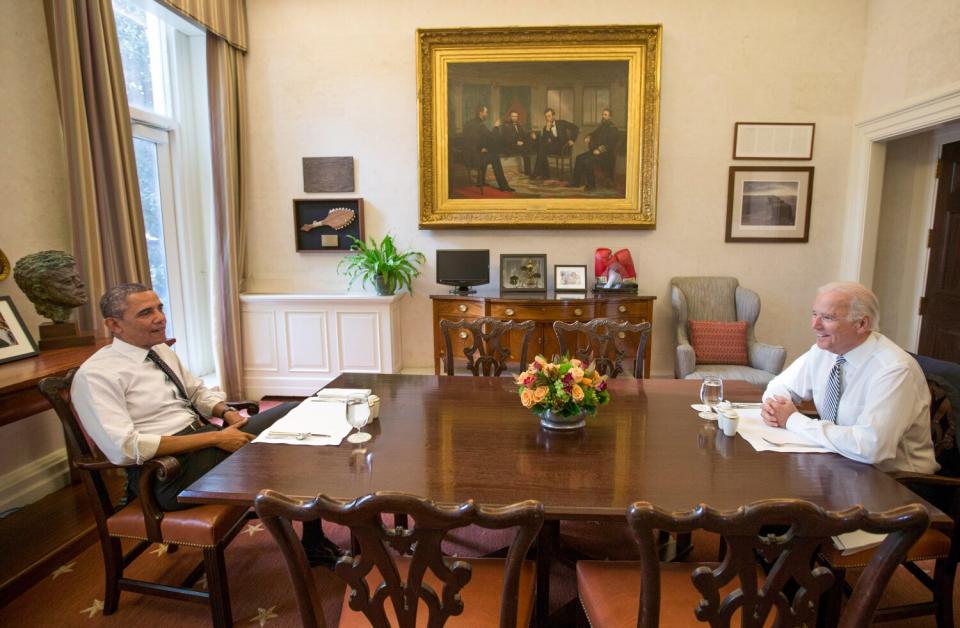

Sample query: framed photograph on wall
[500,255,547,293]
[726,167,814,243]
[417,25,662,229]
[0,296,38,364]
[733,122,815,160]
[294,198,364,252]
[554,265,588,292]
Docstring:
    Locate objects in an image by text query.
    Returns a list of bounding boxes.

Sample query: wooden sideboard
[430,292,655,376]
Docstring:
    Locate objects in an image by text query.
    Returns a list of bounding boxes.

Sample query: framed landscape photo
[554,265,587,292]
[500,254,547,293]
[733,122,815,160]
[726,167,814,243]
[0,296,38,364]
[294,198,364,252]
[417,25,662,229]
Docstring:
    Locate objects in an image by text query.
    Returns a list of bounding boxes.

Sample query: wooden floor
[0,471,123,607]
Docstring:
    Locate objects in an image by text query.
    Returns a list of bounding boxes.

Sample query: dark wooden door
[918,140,960,362]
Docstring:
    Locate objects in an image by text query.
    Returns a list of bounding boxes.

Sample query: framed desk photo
[501,254,547,293]
[555,265,588,292]
[294,198,364,252]
[726,167,814,243]
[417,25,662,229]
[0,296,38,364]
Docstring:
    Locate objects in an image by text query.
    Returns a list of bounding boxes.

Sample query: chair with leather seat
[577,499,929,628]
[547,141,573,180]
[255,490,543,627]
[670,276,787,387]
[38,369,257,628]
[553,318,651,378]
[818,353,960,627]
[440,317,535,376]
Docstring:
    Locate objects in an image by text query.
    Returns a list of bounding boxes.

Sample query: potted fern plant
[338,234,426,296]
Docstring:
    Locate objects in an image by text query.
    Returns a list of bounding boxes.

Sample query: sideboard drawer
[491,302,595,321]
[597,300,651,320]
[436,300,485,317]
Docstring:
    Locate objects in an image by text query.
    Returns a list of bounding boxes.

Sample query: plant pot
[538,408,587,431]
[373,276,395,296]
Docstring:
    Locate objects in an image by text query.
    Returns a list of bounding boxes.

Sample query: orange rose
[570,366,584,382]
[571,384,584,401]
[570,358,583,367]
[520,388,536,408]
[533,386,549,403]
[580,376,592,387]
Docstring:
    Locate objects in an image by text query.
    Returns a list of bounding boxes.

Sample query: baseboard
[0,449,70,513]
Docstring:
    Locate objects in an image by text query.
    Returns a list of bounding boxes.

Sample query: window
[113,0,216,379]
[546,87,574,122]
[582,87,611,126]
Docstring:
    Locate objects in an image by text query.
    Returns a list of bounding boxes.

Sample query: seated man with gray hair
[71,283,344,567]
[761,281,938,473]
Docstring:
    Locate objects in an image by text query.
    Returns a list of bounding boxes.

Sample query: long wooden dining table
[180,373,950,625]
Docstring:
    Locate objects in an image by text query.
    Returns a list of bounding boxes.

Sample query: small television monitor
[436,249,490,294]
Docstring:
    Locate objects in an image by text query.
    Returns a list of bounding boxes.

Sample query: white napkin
[736,408,831,453]
[252,398,354,446]
[314,388,372,399]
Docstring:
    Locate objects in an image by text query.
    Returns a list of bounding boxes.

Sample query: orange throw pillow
[688,320,749,365]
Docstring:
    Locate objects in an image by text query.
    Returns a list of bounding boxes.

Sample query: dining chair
[818,353,960,627]
[38,370,257,628]
[440,317,536,376]
[553,318,651,378]
[255,490,543,627]
[577,499,929,628]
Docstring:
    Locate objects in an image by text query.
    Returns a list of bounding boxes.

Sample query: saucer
[691,404,718,421]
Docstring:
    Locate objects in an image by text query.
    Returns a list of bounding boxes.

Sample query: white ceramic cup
[719,410,739,437]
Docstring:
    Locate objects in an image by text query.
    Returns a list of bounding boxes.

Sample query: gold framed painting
[417,25,662,229]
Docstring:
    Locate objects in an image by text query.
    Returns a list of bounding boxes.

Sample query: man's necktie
[820,355,846,423]
[146,349,203,421]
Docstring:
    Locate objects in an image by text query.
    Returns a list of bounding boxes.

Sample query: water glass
[699,376,724,419]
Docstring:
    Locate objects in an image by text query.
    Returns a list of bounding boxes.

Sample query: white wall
[244,0,870,375]
[872,132,935,349]
[0,0,73,509]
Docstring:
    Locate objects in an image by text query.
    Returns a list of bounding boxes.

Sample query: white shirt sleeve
[71,369,161,466]
[763,349,812,405]
[784,364,924,465]
[156,345,226,417]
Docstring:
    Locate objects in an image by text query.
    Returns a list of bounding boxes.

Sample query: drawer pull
[459,331,469,340]
[618,332,626,339]
[574,308,583,317]
[458,304,467,312]
[618,305,627,313]
[505,308,515,316]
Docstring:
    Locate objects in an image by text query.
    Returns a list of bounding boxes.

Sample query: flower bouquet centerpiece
[516,355,610,430]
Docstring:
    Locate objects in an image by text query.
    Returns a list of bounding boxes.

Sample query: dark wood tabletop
[179,373,947,526]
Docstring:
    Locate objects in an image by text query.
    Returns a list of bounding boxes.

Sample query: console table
[430,291,655,376]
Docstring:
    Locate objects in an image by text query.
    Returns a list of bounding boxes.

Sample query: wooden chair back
[255,491,544,628]
[554,318,651,378]
[629,499,929,628]
[440,317,535,376]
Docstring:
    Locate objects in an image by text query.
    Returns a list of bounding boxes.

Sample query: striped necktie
[820,354,846,423]
[146,349,203,421]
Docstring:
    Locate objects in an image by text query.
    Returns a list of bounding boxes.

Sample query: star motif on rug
[248,606,279,626]
[79,599,104,618]
[242,522,265,537]
[151,543,170,557]
[51,561,76,579]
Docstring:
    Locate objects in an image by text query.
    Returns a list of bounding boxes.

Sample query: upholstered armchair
[670,276,786,387]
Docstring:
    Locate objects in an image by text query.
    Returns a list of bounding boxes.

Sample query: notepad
[831,530,887,556]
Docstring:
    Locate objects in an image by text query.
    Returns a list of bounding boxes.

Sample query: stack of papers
[314,388,372,400]
[735,409,831,453]
[831,530,888,556]
[251,397,354,446]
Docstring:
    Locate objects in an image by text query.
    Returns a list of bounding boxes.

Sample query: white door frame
[842,83,960,286]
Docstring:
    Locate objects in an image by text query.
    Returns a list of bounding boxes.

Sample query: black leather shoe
[500,186,516,192]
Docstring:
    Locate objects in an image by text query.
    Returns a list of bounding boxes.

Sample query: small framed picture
[733,122,815,160]
[500,254,547,293]
[294,198,364,252]
[0,296,39,364]
[726,167,814,243]
[554,265,588,292]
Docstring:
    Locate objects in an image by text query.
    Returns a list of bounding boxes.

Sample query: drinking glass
[699,375,724,420]
[346,401,372,444]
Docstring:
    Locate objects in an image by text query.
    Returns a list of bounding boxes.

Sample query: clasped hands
[761,396,797,429]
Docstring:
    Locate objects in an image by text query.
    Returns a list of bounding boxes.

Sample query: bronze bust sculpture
[13,250,88,323]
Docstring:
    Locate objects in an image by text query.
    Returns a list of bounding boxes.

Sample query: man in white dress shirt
[761,282,937,474]
[71,283,343,567]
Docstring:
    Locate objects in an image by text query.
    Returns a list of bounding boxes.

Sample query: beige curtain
[207,33,247,398]
[156,0,247,51]
[44,0,151,336]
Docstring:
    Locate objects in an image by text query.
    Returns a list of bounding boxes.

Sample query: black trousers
[127,402,298,511]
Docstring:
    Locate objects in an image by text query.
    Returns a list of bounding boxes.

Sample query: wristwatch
[221,406,239,419]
